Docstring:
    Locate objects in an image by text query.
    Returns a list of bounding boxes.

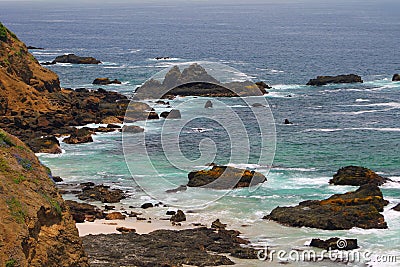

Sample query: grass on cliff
[6,197,26,224]
[41,193,63,216]
[0,130,15,147]
[5,259,16,267]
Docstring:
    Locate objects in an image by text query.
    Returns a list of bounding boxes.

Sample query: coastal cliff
[0,129,88,267]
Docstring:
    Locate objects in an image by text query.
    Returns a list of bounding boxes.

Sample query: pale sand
[77,217,204,236]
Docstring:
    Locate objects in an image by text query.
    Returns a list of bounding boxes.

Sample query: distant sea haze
[1,0,399,266]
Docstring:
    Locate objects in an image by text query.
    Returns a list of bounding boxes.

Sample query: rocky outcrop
[65,200,105,223]
[393,74,400,81]
[310,238,358,251]
[0,129,88,266]
[135,63,267,99]
[0,24,156,152]
[92,78,121,85]
[264,184,388,230]
[82,227,258,266]
[255,81,271,90]
[63,128,94,144]
[27,136,61,154]
[330,166,388,186]
[51,54,101,64]
[306,74,363,86]
[77,184,126,203]
[105,212,126,220]
[187,165,267,189]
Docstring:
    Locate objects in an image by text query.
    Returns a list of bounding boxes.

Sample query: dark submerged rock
[264,184,388,230]
[160,109,181,119]
[392,74,400,81]
[141,203,154,209]
[92,78,122,85]
[310,238,358,251]
[205,100,213,108]
[307,74,363,86]
[187,165,267,189]
[330,166,389,186]
[82,227,258,267]
[284,119,293,124]
[121,125,144,133]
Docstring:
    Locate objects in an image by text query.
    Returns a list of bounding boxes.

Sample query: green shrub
[13,174,26,184]
[41,193,62,216]
[5,259,16,267]
[0,22,7,42]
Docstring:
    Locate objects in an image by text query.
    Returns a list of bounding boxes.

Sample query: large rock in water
[187,165,267,189]
[330,166,389,186]
[0,130,88,266]
[77,184,126,203]
[92,77,121,85]
[52,54,101,64]
[63,127,94,144]
[264,184,388,230]
[393,74,400,81]
[306,74,363,86]
[310,238,358,251]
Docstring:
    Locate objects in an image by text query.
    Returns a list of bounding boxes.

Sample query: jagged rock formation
[0,129,88,267]
[330,166,389,186]
[135,63,267,99]
[307,74,363,86]
[264,184,388,230]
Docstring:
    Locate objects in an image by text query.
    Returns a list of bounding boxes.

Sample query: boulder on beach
[52,54,101,64]
[92,78,122,85]
[310,238,358,251]
[170,210,186,222]
[264,184,388,230]
[393,74,400,81]
[187,165,267,189]
[306,74,363,86]
[105,212,126,220]
[329,166,389,186]
[77,184,126,203]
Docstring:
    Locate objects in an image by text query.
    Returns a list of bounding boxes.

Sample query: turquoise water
[2,1,400,265]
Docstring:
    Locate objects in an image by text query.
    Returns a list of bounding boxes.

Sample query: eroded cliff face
[0,129,89,267]
[0,22,60,116]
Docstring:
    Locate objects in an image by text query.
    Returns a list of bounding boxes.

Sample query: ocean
[1,0,399,266]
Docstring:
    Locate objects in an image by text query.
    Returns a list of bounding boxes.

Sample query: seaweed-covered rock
[330,166,388,186]
[264,184,388,230]
[188,165,267,189]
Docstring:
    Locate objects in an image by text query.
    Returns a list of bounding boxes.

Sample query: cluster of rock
[187,165,267,189]
[265,166,391,230]
[82,223,258,267]
[307,74,363,86]
[135,63,270,99]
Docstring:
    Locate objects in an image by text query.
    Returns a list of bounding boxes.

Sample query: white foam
[355,98,370,102]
